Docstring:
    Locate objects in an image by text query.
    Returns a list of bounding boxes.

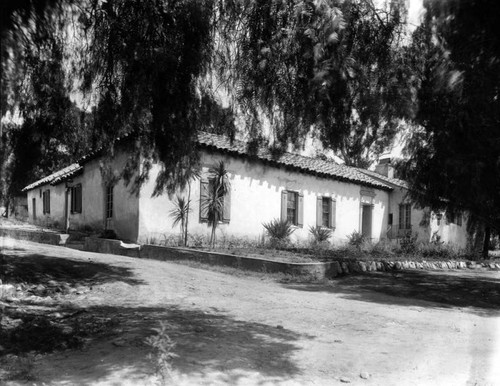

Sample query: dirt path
[1,237,500,385]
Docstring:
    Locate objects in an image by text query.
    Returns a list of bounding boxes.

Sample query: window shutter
[399,204,403,229]
[316,197,322,227]
[71,187,75,213]
[297,192,304,227]
[222,188,231,223]
[330,199,336,229]
[47,190,50,214]
[281,190,287,221]
[76,185,82,213]
[200,179,209,221]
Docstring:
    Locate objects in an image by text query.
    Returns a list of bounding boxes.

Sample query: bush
[263,218,295,240]
[347,231,364,248]
[145,322,178,384]
[309,226,332,243]
[263,218,295,248]
[399,234,418,254]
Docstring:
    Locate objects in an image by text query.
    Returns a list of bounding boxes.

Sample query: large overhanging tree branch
[2,0,412,199]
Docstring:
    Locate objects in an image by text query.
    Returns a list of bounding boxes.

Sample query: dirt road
[1,237,500,385]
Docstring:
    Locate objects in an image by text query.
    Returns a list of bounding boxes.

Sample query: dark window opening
[42,190,50,214]
[322,197,330,228]
[71,184,82,214]
[287,191,298,225]
[399,203,411,230]
[106,185,113,219]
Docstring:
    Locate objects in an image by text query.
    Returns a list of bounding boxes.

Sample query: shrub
[309,226,332,243]
[188,233,208,248]
[347,231,365,248]
[263,218,295,244]
[145,322,178,384]
[371,239,397,256]
[399,234,418,254]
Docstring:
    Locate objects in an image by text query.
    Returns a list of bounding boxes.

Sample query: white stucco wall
[138,150,390,245]
[27,183,66,227]
[388,186,468,248]
[25,150,139,241]
[388,187,431,242]
[429,212,468,249]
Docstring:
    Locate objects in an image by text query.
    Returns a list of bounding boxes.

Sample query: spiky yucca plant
[203,161,230,248]
[169,195,190,245]
[263,218,295,247]
[309,225,333,243]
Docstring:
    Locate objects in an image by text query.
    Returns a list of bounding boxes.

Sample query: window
[106,185,113,219]
[322,197,330,227]
[71,184,82,214]
[281,190,303,226]
[316,196,336,229]
[199,178,231,223]
[42,190,50,214]
[399,203,411,230]
[287,192,298,224]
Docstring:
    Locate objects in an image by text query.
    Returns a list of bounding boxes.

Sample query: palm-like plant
[309,225,333,243]
[183,167,200,246]
[169,196,190,245]
[204,161,230,248]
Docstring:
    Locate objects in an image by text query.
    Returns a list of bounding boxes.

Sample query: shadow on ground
[1,304,302,384]
[0,249,143,287]
[284,270,500,314]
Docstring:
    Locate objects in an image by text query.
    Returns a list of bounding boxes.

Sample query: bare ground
[1,237,500,386]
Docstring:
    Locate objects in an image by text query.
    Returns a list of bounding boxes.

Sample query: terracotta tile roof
[197,132,392,190]
[23,131,394,192]
[355,167,408,189]
[22,163,83,191]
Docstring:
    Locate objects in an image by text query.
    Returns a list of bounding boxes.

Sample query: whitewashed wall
[138,150,390,245]
[389,186,468,248]
[26,151,140,242]
[27,183,66,227]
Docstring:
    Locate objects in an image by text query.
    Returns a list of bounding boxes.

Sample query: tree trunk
[482,226,491,259]
[210,223,217,248]
[184,182,191,246]
[4,198,10,218]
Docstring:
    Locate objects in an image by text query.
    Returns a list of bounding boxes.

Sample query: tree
[204,161,230,248]
[398,0,500,258]
[2,0,412,198]
[182,167,200,247]
[169,196,190,246]
[216,0,411,166]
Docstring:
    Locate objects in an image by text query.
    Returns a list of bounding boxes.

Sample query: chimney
[374,157,395,178]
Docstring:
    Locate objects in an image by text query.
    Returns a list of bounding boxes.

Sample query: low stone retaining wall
[83,237,140,258]
[140,244,340,278]
[0,227,69,245]
[83,237,500,279]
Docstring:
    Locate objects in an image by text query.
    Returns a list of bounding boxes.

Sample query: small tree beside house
[202,161,231,248]
[169,195,191,246]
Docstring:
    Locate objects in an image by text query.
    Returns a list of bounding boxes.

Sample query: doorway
[361,204,372,239]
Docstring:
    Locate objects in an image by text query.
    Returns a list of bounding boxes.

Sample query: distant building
[22,132,468,247]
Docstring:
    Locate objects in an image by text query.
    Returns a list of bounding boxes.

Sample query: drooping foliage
[2,0,412,203]
[2,4,92,200]
[398,0,500,255]
[217,0,411,166]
